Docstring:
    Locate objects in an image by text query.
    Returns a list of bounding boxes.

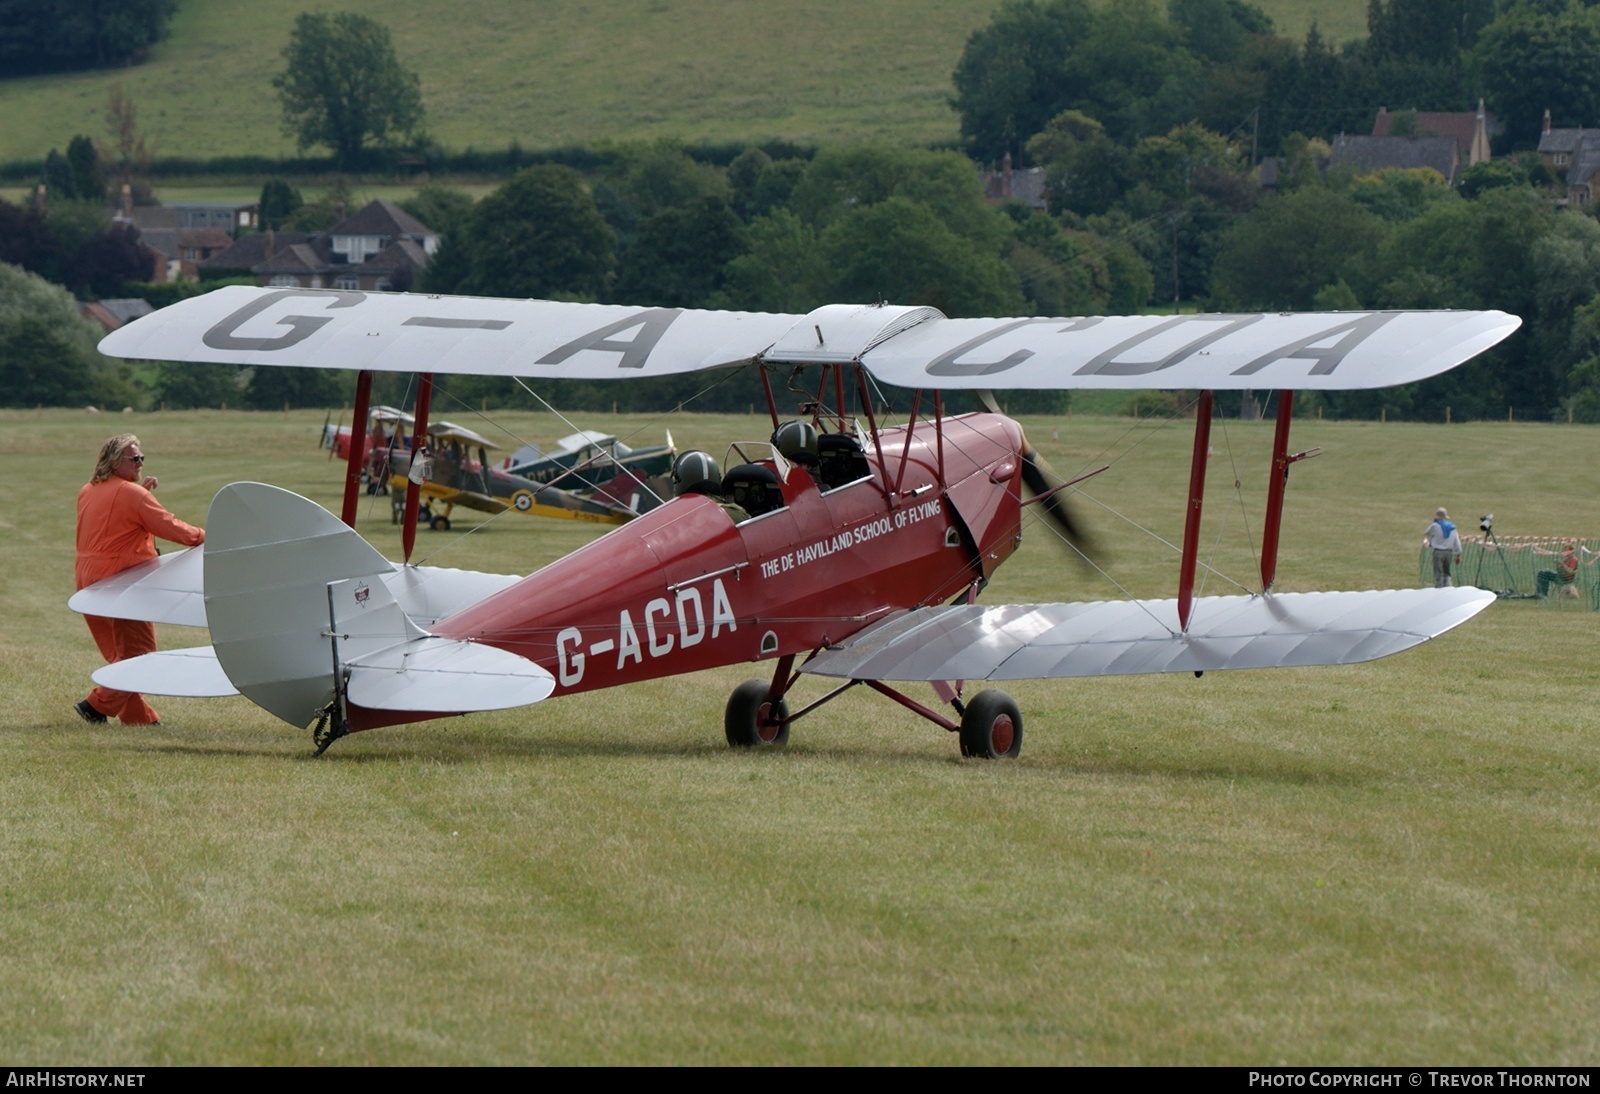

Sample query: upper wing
[99,287,1520,392]
[850,309,1520,391]
[98,286,799,380]
[802,588,1494,681]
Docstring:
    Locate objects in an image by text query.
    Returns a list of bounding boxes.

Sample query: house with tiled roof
[1329,134,1460,183]
[1537,110,1600,206]
[112,190,259,282]
[1371,101,1496,167]
[195,199,439,291]
[196,231,316,278]
[80,298,154,334]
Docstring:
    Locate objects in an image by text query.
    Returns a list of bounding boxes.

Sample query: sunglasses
[125,454,145,464]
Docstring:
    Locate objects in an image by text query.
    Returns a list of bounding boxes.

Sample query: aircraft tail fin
[203,482,397,727]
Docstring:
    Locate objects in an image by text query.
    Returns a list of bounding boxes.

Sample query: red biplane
[80,288,1515,756]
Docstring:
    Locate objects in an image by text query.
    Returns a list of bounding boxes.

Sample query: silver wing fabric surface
[67,546,209,627]
[70,543,522,629]
[93,645,238,697]
[802,588,1495,682]
[98,287,1520,392]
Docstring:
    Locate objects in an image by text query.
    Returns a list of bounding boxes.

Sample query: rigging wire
[1016,501,1181,634]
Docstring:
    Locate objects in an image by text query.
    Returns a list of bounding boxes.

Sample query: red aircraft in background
[78,289,1515,756]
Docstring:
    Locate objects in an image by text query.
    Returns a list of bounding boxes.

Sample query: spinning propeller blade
[976,390,1097,565]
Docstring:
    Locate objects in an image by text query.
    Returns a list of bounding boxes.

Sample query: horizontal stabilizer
[68,546,207,627]
[345,637,555,712]
[326,570,553,715]
[379,565,523,626]
[802,588,1494,682]
[92,645,239,697]
[69,542,520,629]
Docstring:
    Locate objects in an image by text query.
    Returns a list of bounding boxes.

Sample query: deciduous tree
[66,135,105,201]
[1210,187,1385,310]
[449,166,615,301]
[613,196,743,308]
[0,262,134,407]
[105,84,154,205]
[815,197,1027,318]
[1474,2,1600,149]
[257,179,303,230]
[273,12,424,168]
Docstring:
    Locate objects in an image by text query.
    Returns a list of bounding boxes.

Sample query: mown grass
[1,405,1595,1064]
[0,0,1370,164]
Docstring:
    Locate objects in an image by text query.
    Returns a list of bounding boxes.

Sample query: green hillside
[0,0,1368,164]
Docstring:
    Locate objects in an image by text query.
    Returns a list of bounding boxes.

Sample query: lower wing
[802,588,1493,681]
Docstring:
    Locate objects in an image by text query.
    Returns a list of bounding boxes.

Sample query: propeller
[976,390,1098,566]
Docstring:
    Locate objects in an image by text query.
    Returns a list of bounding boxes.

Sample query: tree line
[953,0,1600,162]
[0,0,175,78]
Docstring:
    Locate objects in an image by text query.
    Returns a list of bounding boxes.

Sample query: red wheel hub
[990,714,1014,755]
[756,703,782,743]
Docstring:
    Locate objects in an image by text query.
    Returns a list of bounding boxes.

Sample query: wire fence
[1419,535,1600,607]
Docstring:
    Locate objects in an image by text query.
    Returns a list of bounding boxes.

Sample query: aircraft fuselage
[427,412,1025,699]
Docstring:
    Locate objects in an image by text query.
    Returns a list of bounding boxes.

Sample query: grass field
[1,403,1596,1064]
[0,0,1370,164]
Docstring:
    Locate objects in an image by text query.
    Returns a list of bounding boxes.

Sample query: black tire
[418,505,433,524]
[959,689,1022,759]
[431,516,451,531]
[725,678,790,748]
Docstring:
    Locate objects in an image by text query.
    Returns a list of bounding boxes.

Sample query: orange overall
[76,479,205,724]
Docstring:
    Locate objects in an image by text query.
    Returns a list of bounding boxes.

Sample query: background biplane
[81,288,1517,755]
[323,408,668,529]
[502,429,676,491]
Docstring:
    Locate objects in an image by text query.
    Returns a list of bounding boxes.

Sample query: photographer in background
[1423,507,1462,588]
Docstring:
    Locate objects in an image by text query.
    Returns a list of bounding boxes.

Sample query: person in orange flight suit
[75,434,206,726]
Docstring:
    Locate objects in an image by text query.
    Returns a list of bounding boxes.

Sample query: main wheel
[431,515,451,531]
[959,689,1022,759]
[725,678,790,748]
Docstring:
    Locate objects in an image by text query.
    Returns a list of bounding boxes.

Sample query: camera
[1480,514,1493,532]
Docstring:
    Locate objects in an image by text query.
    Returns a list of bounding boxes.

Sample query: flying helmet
[771,419,819,467]
[672,451,722,497]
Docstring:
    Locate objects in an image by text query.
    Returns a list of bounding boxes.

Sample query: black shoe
[75,700,107,725]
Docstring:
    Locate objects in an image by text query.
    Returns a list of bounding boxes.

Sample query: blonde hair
[92,434,140,484]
